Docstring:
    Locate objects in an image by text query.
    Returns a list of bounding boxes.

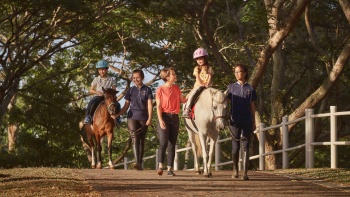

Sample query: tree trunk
[7,124,18,152]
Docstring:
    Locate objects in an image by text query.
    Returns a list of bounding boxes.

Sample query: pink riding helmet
[193,48,208,59]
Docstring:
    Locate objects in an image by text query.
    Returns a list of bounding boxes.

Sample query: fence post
[174,145,178,170]
[124,157,128,170]
[215,135,221,171]
[330,106,338,169]
[305,108,314,168]
[259,122,265,171]
[282,115,289,169]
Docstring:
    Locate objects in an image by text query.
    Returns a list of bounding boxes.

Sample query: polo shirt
[125,85,153,120]
[226,82,257,124]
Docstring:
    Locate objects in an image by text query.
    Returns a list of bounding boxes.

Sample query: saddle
[188,86,206,120]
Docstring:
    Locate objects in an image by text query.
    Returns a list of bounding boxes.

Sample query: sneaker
[182,109,191,119]
[157,167,163,176]
[84,116,92,124]
[167,170,175,176]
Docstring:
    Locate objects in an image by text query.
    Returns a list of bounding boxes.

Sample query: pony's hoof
[232,174,239,179]
[208,172,213,178]
[91,165,96,169]
[202,172,208,177]
[96,164,102,169]
[109,166,115,170]
[195,170,201,175]
[242,176,249,180]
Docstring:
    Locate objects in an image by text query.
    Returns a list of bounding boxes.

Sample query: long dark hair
[197,56,209,75]
[233,64,249,81]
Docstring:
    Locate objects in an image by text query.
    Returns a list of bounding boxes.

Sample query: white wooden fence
[114,106,350,170]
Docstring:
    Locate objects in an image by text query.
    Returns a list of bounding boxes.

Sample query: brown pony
[84,87,119,169]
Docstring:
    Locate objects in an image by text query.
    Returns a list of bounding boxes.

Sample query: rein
[212,97,227,121]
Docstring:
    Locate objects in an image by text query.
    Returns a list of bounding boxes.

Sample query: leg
[198,132,209,177]
[128,119,143,170]
[138,122,148,168]
[166,115,179,176]
[95,135,102,169]
[230,125,242,178]
[207,134,218,178]
[87,133,96,169]
[241,123,253,180]
[107,133,114,169]
[188,131,200,174]
[157,115,170,175]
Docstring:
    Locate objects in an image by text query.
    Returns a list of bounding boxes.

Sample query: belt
[162,112,178,115]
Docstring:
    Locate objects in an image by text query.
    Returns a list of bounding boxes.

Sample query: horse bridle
[212,97,227,121]
[106,102,117,115]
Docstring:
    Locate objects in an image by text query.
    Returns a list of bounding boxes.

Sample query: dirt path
[74,169,350,197]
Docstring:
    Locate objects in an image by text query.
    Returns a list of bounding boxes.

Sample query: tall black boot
[242,150,249,180]
[132,145,142,170]
[232,152,239,178]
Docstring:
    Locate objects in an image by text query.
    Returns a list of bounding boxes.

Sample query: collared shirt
[91,76,116,95]
[156,85,181,114]
[125,85,153,120]
[226,82,257,124]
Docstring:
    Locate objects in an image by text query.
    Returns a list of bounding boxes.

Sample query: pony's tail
[194,133,202,157]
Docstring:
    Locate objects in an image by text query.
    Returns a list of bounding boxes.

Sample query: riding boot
[242,150,249,180]
[132,145,142,170]
[232,152,239,178]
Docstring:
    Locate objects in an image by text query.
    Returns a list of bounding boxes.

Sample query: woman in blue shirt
[112,69,153,170]
[226,64,257,180]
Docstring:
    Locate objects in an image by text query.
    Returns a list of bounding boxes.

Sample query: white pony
[184,87,227,177]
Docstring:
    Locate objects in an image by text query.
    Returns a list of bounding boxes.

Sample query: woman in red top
[156,67,187,176]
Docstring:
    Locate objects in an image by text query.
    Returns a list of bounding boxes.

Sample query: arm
[204,73,212,87]
[146,99,153,126]
[89,84,103,96]
[180,93,188,103]
[111,100,130,119]
[156,96,166,129]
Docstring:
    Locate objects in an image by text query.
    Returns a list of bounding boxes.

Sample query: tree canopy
[1,0,350,169]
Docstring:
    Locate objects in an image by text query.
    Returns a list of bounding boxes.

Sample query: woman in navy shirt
[226,64,257,180]
[113,69,153,170]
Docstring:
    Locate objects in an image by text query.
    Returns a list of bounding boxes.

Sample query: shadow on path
[74,169,350,197]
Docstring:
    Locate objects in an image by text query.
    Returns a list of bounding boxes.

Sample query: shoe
[157,167,163,176]
[133,163,143,170]
[167,170,175,176]
[84,116,92,124]
[182,109,191,119]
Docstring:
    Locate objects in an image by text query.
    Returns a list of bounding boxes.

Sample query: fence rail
[114,106,350,170]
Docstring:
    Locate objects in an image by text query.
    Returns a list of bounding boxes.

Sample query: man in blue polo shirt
[112,69,153,170]
[226,64,257,181]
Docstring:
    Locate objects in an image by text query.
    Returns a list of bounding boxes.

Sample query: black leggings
[85,96,104,116]
[128,119,148,163]
[230,122,253,153]
[157,113,179,168]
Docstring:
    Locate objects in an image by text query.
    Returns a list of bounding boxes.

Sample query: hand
[159,120,166,130]
[146,119,152,126]
[111,114,119,119]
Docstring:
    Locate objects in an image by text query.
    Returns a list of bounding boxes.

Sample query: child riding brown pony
[84,87,119,169]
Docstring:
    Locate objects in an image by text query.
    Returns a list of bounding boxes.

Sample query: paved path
[75,169,350,197]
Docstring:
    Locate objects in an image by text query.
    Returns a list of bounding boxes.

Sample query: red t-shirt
[156,85,181,114]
